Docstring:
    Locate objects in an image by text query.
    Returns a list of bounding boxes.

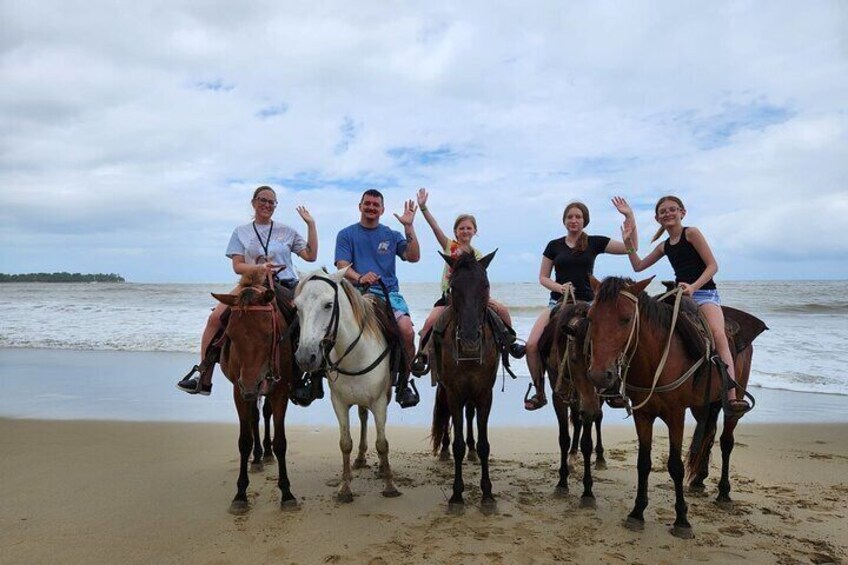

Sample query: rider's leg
[524,307,551,410]
[700,303,747,411]
[177,301,227,395]
[395,314,420,408]
[489,298,525,358]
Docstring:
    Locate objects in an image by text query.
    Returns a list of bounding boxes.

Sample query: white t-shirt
[226,221,307,282]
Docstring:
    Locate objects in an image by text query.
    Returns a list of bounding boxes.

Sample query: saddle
[364,291,407,387]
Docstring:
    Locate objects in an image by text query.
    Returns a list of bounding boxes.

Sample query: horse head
[553,301,600,418]
[586,275,654,392]
[293,267,347,372]
[213,279,279,402]
[441,250,496,351]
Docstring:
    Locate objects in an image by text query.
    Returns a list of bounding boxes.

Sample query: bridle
[303,275,390,377]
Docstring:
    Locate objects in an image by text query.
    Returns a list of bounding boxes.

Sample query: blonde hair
[563,202,590,253]
[453,214,478,234]
[651,195,686,243]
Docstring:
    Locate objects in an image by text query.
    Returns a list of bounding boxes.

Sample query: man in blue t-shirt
[335,189,421,408]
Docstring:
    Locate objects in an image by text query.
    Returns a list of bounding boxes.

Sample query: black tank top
[664,228,716,290]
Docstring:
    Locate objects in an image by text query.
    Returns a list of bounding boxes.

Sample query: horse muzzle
[295,344,322,373]
[588,368,617,391]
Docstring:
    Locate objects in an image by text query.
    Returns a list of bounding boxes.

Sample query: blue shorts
[367,288,411,319]
[692,289,721,306]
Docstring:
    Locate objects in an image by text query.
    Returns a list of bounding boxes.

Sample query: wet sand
[2,419,846,564]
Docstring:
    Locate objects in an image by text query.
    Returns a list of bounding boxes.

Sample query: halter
[304,276,391,377]
[616,286,707,411]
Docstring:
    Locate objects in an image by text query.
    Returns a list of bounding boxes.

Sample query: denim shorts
[367,288,411,318]
[692,289,721,306]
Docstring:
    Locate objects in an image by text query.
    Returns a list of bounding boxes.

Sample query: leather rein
[305,276,391,377]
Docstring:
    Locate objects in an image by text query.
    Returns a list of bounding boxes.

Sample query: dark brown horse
[430,251,500,513]
[211,272,298,514]
[586,275,764,538]
[539,300,608,507]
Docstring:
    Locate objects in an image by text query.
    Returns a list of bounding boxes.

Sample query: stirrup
[523,382,547,411]
[410,352,430,377]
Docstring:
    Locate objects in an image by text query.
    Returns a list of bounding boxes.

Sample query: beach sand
[2,419,846,564]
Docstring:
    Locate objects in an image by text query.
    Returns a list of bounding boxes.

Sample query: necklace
[252,221,274,262]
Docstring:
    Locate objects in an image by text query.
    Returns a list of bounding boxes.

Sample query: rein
[304,276,391,377]
[618,286,707,411]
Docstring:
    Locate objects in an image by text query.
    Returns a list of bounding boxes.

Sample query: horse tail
[685,402,719,484]
[431,384,451,454]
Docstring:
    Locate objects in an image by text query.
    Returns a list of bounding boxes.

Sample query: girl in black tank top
[620,195,750,416]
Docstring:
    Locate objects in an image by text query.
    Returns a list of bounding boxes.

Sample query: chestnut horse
[539,300,608,507]
[429,251,500,514]
[586,276,764,538]
[211,272,298,514]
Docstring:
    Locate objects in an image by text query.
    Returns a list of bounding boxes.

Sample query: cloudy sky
[2,0,846,283]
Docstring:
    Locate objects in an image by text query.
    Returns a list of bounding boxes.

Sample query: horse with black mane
[429,250,501,513]
[211,271,299,514]
[586,275,765,538]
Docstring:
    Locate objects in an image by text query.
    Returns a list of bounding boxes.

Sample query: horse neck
[629,302,690,384]
[334,290,385,359]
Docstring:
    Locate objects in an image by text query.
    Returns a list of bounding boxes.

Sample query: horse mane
[296,271,381,339]
[595,277,707,360]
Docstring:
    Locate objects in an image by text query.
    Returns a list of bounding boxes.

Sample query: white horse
[294,267,401,502]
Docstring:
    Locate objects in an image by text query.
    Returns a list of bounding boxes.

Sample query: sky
[1,0,846,283]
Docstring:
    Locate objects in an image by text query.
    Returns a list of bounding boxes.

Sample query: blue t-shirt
[334,223,409,292]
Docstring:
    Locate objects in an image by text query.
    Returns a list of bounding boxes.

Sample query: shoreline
[2,418,846,564]
[1,347,847,426]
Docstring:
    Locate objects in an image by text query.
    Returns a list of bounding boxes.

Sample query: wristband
[420,205,427,212]
[357,275,364,284]
[626,247,636,254]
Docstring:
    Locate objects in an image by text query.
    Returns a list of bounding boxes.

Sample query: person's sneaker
[177,373,201,394]
[395,382,420,408]
[410,353,429,377]
[509,342,526,359]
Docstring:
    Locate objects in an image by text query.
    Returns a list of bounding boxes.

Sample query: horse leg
[552,394,570,497]
[579,413,596,509]
[688,402,720,493]
[331,396,354,503]
[716,416,739,510]
[568,400,582,472]
[594,407,607,470]
[229,396,254,515]
[625,413,654,531]
[262,397,275,464]
[477,391,496,514]
[448,398,467,512]
[250,400,264,472]
[271,392,297,510]
[373,398,401,498]
[440,420,451,462]
[466,403,479,464]
[353,406,369,469]
[667,411,693,539]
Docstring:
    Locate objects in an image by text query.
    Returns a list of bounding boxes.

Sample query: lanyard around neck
[252,221,274,258]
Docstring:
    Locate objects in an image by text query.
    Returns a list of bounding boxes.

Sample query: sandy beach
[2,418,846,565]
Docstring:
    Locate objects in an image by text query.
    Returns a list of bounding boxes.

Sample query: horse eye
[620,317,631,326]
[324,302,333,310]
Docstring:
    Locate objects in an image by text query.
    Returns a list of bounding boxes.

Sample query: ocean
[0,280,846,424]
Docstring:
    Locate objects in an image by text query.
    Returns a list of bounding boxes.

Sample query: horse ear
[478,248,498,270]
[211,293,238,306]
[332,266,349,283]
[439,251,455,268]
[589,275,601,292]
[627,276,655,296]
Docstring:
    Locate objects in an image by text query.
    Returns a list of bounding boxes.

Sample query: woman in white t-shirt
[177,185,317,396]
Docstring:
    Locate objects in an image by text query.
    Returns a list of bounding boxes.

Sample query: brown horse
[586,275,764,538]
[430,251,500,513]
[539,300,608,507]
[211,272,298,514]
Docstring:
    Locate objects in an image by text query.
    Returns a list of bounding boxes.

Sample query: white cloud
[1,0,846,282]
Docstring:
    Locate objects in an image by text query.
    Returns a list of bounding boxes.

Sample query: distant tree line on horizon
[0,272,125,283]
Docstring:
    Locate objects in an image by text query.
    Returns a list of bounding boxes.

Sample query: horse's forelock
[595,276,636,304]
[238,270,266,289]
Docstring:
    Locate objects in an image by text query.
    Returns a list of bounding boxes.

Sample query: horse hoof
[439,451,451,462]
[594,460,608,471]
[714,498,734,511]
[249,462,264,473]
[670,525,694,539]
[228,500,249,515]
[480,499,497,515]
[553,486,569,499]
[688,483,706,494]
[467,450,479,464]
[382,488,402,498]
[352,458,368,470]
[624,517,644,532]
[336,491,354,504]
[280,498,300,512]
[448,502,466,515]
[580,496,597,509]
[263,454,276,464]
